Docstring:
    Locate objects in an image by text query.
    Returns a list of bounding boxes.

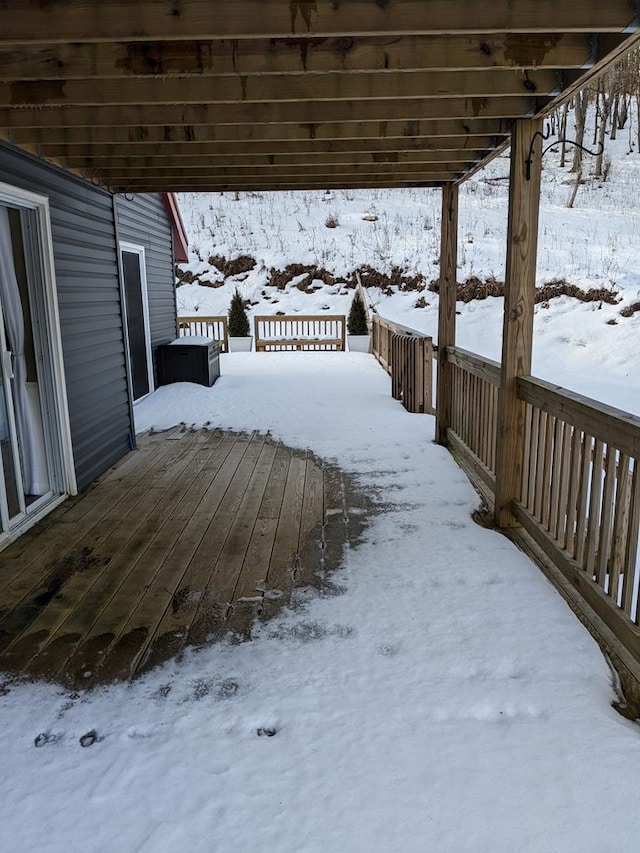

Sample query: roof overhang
[1,1,639,193]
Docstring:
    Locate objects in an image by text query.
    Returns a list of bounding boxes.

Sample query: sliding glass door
[0,321,22,526]
[0,188,75,546]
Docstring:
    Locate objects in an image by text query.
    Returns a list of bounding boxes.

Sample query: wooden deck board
[137,433,259,670]
[0,430,369,687]
[0,427,185,591]
[0,428,198,620]
[92,433,240,679]
[265,454,308,596]
[2,431,214,676]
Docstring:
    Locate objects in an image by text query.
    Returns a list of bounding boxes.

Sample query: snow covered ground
[176,119,640,413]
[3,108,640,852]
[2,353,639,852]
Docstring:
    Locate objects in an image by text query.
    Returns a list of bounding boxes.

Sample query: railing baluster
[521,403,532,508]
[526,405,540,513]
[586,439,605,578]
[563,425,582,554]
[574,433,592,564]
[596,446,618,592]
[541,414,555,530]
[623,460,640,622]
[533,411,548,523]
[610,452,631,606]
[549,419,566,541]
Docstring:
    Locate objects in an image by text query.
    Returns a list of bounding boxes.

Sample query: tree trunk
[592,84,601,145]
[559,101,569,168]
[610,95,619,140]
[594,92,610,177]
[566,167,582,208]
[571,90,589,173]
[618,95,628,129]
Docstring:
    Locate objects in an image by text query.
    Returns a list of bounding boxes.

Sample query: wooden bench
[254,315,346,352]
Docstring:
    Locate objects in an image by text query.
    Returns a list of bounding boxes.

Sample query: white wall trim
[119,241,155,402]
[0,180,77,498]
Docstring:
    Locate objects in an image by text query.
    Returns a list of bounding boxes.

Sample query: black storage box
[157,338,220,387]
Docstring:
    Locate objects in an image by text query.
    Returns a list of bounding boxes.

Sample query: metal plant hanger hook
[525,120,604,181]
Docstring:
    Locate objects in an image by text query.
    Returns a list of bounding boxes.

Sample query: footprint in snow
[376,641,402,658]
[34,732,61,748]
[80,729,99,748]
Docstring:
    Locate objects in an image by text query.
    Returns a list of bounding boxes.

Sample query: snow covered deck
[0,425,368,688]
[1,352,639,852]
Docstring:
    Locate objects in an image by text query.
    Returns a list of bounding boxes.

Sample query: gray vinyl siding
[115,193,178,385]
[0,143,132,491]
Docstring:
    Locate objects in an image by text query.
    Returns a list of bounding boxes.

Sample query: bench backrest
[254,315,346,351]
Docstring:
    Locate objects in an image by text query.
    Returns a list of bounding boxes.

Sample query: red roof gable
[161,192,189,263]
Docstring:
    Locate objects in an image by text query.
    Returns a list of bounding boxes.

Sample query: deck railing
[371,314,434,415]
[514,377,640,655]
[178,315,229,353]
[442,345,640,665]
[445,347,500,487]
[254,315,346,351]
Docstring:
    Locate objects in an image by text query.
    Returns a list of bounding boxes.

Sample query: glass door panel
[122,249,151,401]
[0,330,24,531]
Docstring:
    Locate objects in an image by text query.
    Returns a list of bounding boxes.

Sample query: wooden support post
[436,182,459,444]
[494,118,543,528]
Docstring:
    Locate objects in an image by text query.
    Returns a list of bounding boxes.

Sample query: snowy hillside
[176,118,640,413]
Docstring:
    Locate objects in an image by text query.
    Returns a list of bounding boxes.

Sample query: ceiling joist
[0,1,638,193]
[56,150,483,170]
[0,33,628,80]
[1,0,637,43]
[0,96,541,129]
[32,137,499,159]
[3,68,578,108]
[4,119,512,146]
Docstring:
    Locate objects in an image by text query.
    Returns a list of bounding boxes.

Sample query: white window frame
[0,180,77,547]
[119,242,154,403]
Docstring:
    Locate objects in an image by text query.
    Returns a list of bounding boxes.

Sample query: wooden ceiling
[1,1,639,193]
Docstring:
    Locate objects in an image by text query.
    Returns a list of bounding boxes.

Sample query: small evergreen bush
[228,288,250,337]
[347,292,369,335]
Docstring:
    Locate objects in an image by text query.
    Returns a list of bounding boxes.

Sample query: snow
[4,110,640,852]
[177,117,640,414]
[169,336,214,346]
[2,352,639,853]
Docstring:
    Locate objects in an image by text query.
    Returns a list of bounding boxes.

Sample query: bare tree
[571,90,590,173]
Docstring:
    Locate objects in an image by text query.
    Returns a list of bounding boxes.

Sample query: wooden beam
[70,150,479,169]
[436,183,459,445]
[0,96,539,128]
[0,33,620,80]
[38,137,498,159]
[6,118,512,145]
[1,1,637,43]
[101,167,461,184]
[107,179,450,192]
[1,69,574,108]
[494,117,543,528]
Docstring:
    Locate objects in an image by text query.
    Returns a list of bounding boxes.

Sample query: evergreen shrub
[228,288,250,337]
[347,292,369,335]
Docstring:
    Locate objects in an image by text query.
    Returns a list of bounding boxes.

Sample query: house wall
[115,193,178,385]
[0,143,132,491]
